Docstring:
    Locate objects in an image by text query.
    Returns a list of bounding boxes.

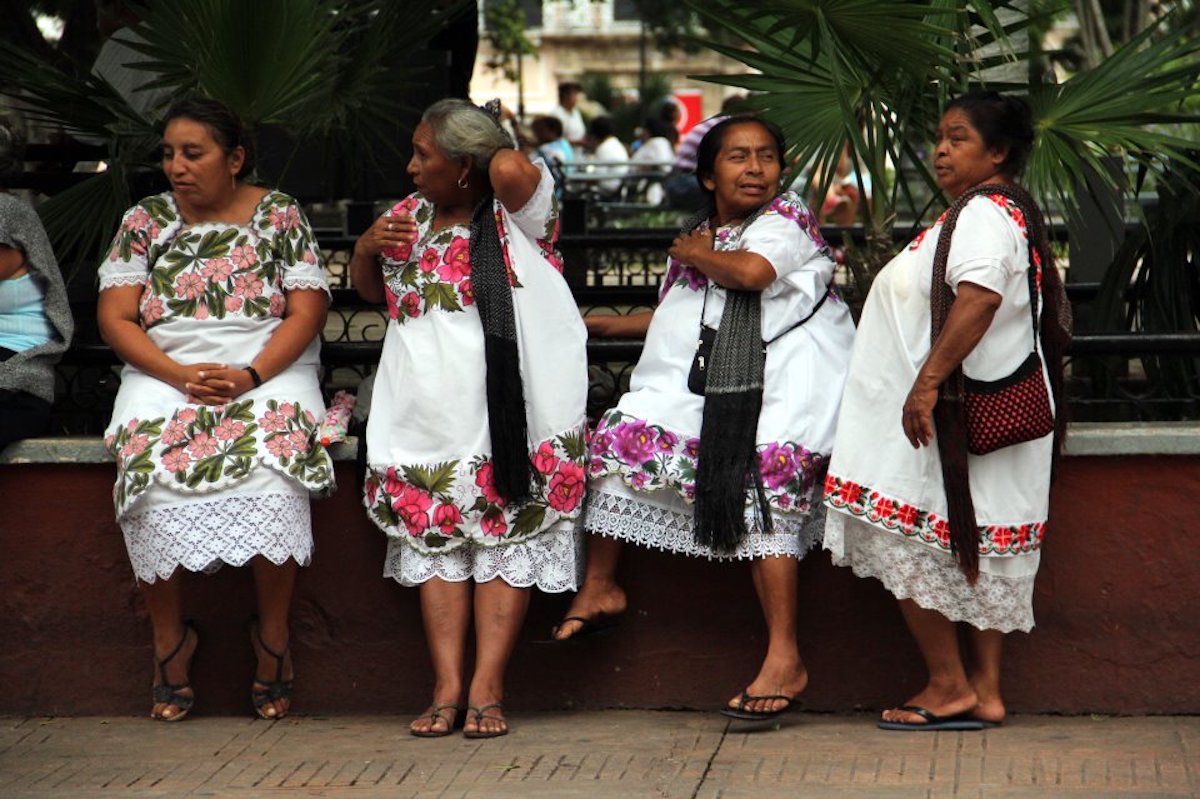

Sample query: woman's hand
[184,365,256,406]
[351,213,413,303]
[668,228,715,266]
[353,212,416,260]
[902,379,938,448]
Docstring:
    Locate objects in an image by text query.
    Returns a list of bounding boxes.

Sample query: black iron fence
[46,219,1200,434]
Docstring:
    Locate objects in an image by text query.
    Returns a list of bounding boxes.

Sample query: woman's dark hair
[162,97,255,178]
[944,90,1034,178]
[694,115,786,195]
[588,115,616,141]
[645,117,679,145]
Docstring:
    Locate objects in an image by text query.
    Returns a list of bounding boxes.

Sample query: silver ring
[387,223,394,232]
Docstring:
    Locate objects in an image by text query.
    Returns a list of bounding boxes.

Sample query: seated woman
[560,116,856,719]
[0,194,73,451]
[97,97,335,722]
[822,91,1070,730]
[351,99,588,739]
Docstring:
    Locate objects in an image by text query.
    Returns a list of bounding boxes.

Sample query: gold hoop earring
[457,176,469,189]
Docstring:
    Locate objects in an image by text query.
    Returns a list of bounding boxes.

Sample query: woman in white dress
[98,98,335,721]
[351,99,588,738]
[560,117,855,720]
[822,91,1070,730]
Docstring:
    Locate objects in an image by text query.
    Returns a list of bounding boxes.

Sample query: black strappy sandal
[463,703,508,739]
[151,620,197,722]
[250,617,293,720]
[410,703,464,738]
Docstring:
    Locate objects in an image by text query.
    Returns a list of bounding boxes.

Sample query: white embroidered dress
[823,194,1053,632]
[363,161,589,591]
[586,193,856,559]
[99,190,335,583]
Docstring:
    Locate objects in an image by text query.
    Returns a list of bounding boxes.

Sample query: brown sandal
[463,703,508,739]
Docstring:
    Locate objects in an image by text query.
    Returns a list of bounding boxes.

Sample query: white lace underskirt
[383,521,580,592]
[585,479,823,561]
[824,510,1038,633]
[120,468,312,584]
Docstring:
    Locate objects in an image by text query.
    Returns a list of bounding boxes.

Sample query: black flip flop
[720,691,798,721]
[877,705,989,731]
[543,613,621,643]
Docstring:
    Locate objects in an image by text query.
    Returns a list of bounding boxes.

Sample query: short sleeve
[274,197,331,297]
[739,194,835,299]
[506,159,560,244]
[944,196,1024,295]
[98,203,157,290]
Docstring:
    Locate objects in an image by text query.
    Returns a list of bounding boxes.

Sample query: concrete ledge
[5,422,1199,465]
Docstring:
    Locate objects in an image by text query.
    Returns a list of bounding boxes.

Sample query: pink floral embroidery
[432,503,463,535]
[214,418,246,441]
[288,429,310,454]
[202,257,235,283]
[419,247,440,274]
[475,462,504,504]
[141,295,165,326]
[224,295,244,313]
[175,272,205,300]
[266,434,294,459]
[547,461,586,512]
[395,484,433,536]
[481,510,507,537]
[187,432,218,459]
[161,420,188,446]
[532,442,557,475]
[234,273,264,300]
[230,244,257,269]
[162,448,191,472]
[268,292,286,317]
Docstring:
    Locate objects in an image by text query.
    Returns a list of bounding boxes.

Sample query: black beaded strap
[244,365,264,387]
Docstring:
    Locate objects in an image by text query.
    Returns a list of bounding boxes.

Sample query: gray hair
[422,98,514,172]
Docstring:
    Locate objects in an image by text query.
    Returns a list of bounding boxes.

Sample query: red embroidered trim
[822,472,1044,555]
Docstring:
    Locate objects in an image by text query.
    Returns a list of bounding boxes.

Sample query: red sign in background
[671,89,704,136]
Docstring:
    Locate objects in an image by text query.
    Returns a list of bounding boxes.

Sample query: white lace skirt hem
[384,522,580,592]
[824,510,1036,633]
[119,469,313,583]
[585,479,822,561]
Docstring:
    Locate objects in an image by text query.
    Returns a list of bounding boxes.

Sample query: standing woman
[822,91,1070,730]
[98,97,335,721]
[351,99,588,739]
[563,117,855,718]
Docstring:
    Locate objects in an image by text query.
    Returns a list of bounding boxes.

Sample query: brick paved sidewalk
[2,712,1197,798]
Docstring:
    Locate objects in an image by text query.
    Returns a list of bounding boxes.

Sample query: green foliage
[0,0,470,280]
[680,0,1200,300]
[485,0,539,82]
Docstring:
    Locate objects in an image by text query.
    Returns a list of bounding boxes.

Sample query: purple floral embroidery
[590,410,826,511]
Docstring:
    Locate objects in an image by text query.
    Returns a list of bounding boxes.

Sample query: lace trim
[825,513,1035,633]
[121,493,312,583]
[281,276,331,294]
[99,274,148,289]
[585,487,822,561]
[383,524,579,592]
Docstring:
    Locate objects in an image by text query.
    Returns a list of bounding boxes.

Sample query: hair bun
[479,99,503,122]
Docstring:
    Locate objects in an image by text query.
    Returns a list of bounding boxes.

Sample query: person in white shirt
[551,82,587,148]
[585,116,629,197]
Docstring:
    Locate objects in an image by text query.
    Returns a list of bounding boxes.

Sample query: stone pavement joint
[1,712,1198,798]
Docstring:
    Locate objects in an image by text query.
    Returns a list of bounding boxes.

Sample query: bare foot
[151,623,198,721]
[251,625,293,720]
[464,698,508,737]
[727,657,809,715]
[969,676,1006,723]
[552,581,627,641]
[880,681,979,725]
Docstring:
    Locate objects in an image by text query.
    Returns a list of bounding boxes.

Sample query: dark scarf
[931,183,1071,581]
[469,190,536,504]
[688,201,776,553]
